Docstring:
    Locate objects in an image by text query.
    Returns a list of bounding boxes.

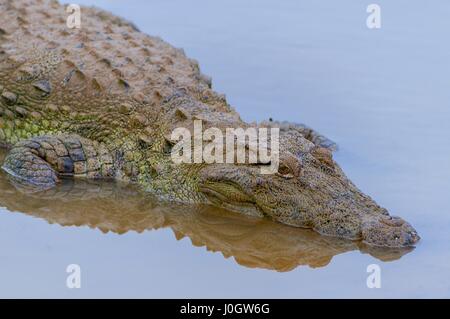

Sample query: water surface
[1,0,450,297]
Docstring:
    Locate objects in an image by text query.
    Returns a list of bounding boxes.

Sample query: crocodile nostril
[408,230,421,244]
[380,215,405,227]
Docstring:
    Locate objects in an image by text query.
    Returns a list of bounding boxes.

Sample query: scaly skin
[0,0,420,247]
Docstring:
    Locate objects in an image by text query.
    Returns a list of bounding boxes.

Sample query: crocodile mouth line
[199,184,263,217]
[199,185,254,204]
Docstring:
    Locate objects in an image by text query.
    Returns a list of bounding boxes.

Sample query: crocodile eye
[277,163,294,179]
[276,154,301,179]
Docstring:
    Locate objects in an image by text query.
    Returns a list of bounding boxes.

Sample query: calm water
[1,0,449,297]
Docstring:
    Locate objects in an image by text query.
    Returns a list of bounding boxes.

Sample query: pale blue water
[0,0,449,297]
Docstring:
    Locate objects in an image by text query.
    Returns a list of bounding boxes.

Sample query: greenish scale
[0,115,61,146]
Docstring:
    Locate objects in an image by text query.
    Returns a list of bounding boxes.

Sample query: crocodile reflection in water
[0,153,413,272]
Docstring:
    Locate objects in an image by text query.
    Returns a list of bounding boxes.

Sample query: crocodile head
[198,126,420,248]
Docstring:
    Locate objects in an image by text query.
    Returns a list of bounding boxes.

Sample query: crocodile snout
[361,215,420,247]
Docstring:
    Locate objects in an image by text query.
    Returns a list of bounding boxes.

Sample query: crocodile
[0,0,419,247]
[0,158,413,271]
